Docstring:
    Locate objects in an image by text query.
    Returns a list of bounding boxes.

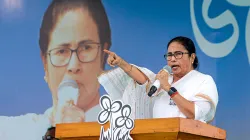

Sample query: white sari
[98,65,218,123]
[153,70,218,123]
[98,64,156,119]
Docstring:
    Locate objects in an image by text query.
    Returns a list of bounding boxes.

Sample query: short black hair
[167,36,199,69]
[43,126,57,140]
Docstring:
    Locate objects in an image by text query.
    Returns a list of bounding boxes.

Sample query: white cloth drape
[0,104,100,139]
[98,65,218,123]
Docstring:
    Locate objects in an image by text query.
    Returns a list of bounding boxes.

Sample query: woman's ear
[191,53,196,63]
[101,43,110,69]
[103,42,110,51]
[41,52,47,69]
[41,52,48,82]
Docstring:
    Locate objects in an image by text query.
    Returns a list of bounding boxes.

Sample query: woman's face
[167,41,195,77]
[42,9,106,111]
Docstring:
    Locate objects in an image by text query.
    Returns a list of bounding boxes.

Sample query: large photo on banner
[0,0,249,139]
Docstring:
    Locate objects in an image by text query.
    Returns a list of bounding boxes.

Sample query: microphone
[55,78,80,124]
[57,79,79,107]
[148,65,172,97]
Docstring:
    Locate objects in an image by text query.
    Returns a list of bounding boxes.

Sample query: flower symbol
[98,95,122,124]
[115,105,134,130]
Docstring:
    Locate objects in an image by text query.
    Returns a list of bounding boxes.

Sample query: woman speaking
[98,36,218,123]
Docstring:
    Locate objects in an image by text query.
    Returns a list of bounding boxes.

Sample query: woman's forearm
[119,59,148,84]
[172,94,195,119]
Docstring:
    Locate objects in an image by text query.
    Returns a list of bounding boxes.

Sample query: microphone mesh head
[58,79,79,107]
[163,65,172,73]
[58,79,78,90]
